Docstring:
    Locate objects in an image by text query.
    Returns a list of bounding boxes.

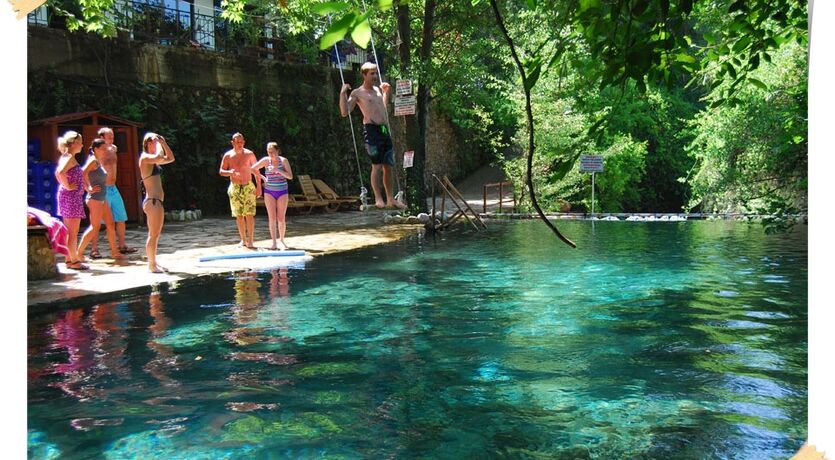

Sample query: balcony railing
[26,1,363,67]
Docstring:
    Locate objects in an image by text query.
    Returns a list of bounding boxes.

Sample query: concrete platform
[27,210,423,310]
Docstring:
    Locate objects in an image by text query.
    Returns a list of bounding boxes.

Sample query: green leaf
[728,0,746,13]
[377,0,393,10]
[351,18,372,48]
[579,0,601,13]
[312,2,351,15]
[319,11,357,50]
[546,46,565,72]
[675,53,696,64]
[523,57,542,91]
[526,0,537,9]
[632,0,649,16]
[550,156,578,181]
[732,36,751,53]
[748,53,760,71]
[725,62,737,79]
[748,77,767,91]
[704,32,716,44]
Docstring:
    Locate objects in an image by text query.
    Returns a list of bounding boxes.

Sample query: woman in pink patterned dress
[55,131,87,270]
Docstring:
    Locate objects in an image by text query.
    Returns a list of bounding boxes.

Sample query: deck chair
[311,178,360,211]
[256,177,328,214]
[297,175,349,213]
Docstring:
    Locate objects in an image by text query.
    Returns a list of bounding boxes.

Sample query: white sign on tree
[395,79,412,96]
[394,95,416,116]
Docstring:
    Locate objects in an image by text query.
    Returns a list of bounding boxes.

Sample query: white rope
[331,19,368,207]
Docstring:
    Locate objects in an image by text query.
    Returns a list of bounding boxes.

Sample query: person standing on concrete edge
[139,132,175,273]
[88,127,138,259]
[339,62,405,209]
[219,132,262,249]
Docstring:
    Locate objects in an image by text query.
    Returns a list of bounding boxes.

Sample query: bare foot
[269,245,278,250]
[278,241,288,250]
[387,200,407,209]
[237,241,246,247]
[375,200,385,209]
[113,252,128,260]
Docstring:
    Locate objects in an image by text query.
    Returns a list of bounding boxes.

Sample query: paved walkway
[426,164,515,214]
[28,210,422,309]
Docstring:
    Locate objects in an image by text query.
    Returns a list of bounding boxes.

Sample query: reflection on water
[28,221,807,459]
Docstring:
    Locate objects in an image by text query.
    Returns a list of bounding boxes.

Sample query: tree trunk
[411,0,436,213]
[395,0,434,213]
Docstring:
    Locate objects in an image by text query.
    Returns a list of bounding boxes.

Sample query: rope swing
[331,37,369,209]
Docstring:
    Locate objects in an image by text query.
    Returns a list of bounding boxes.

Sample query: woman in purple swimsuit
[253,142,293,250]
[55,131,87,270]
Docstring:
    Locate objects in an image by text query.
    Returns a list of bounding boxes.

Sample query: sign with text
[579,155,604,173]
[394,95,417,116]
[403,150,414,168]
[395,79,413,96]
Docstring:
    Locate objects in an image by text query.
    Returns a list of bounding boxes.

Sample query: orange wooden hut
[28,111,144,222]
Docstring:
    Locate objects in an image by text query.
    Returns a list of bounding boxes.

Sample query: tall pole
[591,172,595,218]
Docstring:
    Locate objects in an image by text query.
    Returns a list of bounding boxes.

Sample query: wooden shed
[28,111,145,222]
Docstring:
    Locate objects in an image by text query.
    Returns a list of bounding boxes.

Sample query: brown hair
[89,138,107,153]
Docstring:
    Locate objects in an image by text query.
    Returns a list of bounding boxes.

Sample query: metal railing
[27,1,335,65]
[482,180,515,214]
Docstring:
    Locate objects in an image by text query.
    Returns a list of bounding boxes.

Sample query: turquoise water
[28,221,807,459]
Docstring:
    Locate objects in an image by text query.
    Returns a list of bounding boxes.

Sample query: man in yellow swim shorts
[219,132,262,248]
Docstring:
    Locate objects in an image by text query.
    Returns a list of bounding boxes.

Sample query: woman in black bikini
[139,132,175,273]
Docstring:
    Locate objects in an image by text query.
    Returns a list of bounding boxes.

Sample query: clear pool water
[28,220,807,459]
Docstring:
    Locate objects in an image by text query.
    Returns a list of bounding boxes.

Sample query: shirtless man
[89,127,137,258]
[219,132,262,248]
[339,62,405,209]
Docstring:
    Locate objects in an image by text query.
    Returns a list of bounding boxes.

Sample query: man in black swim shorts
[339,62,405,209]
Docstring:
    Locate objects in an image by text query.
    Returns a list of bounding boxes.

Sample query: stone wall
[389,105,466,185]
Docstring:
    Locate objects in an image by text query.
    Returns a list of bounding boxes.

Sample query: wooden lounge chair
[256,176,329,214]
[297,175,354,213]
[311,178,360,211]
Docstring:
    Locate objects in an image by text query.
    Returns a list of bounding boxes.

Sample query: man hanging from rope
[339,62,406,209]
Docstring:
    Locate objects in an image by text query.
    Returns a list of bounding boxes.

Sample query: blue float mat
[199,250,306,262]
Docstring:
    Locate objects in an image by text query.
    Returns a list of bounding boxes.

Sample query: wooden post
[440,177,446,219]
[432,179,436,228]
[483,185,487,214]
[499,182,504,214]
